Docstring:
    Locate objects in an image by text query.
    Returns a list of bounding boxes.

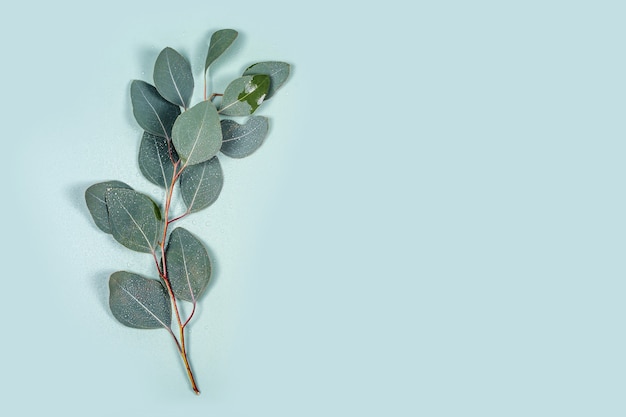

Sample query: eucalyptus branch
[84,28,291,394]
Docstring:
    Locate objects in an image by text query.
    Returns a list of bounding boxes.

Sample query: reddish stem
[157,160,201,394]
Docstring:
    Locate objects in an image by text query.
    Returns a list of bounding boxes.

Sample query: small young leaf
[85,181,133,234]
[166,228,212,302]
[130,80,181,138]
[221,116,269,158]
[205,29,238,72]
[172,100,222,166]
[106,188,163,253]
[109,271,172,329]
[154,47,194,109]
[138,132,179,188]
[179,156,223,213]
[219,75,270,117]
[243,61,290,99]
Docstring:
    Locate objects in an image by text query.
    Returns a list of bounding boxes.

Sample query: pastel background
[1,0,625,415]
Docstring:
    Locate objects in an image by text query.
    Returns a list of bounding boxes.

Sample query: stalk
[155,159,201,395]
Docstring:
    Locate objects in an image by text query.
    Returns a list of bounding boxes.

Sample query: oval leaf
[85,181,133,234]
[154,47,194,109]
[138,132,179,188]
[243,61,290,99]
[166,227,212,302]
[106,188,163,253]
[205,29,238,71]
[172,100,222,166]
[221,116,269,158]
[109,271,171,329]
[219,75,270,116]
[179,156,223,213]
[130,80,181,138]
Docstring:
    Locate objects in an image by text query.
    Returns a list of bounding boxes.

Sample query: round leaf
[109,271,172,329]
[172,100,222,166]
[154,47,194,109]
[85,181,132,234]
[220,116,269,158]
[205,29,238,72]
[106,188,163,253]
[243,61,290,99]
[130,80,181,138]
[165,227,212,302]
[219,75,270,117]
[138,132,179,188]
[179,156,223,213]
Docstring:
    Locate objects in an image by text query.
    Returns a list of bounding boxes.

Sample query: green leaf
[138,132,178,188]
[109,271,171,329]
[219,75,270,116]
[130,80,181,138]
[154,47,194,109]
[243,61,290,99]
[205,29,238,72]
[220,116,269,158]
[172,100,222,166]
[165,228,212,302]
[85,181,133,234]
[105,188,163,253]
[179,157,223,213]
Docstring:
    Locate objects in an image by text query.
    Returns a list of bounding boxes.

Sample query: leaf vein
[115,195,154,251]
[118,284,169,329]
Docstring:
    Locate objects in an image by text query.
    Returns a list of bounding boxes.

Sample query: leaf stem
[169,209,191,225]
[183,301,197,328]
[157,161,200,394]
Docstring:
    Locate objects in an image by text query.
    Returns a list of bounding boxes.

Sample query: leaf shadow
[92,269,114,318]
[67,181,99,229]
[122,81,135,129]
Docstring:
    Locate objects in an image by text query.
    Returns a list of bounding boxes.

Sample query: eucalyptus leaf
[179,157,223,213]
[109,271,172,329]
[219,75,270,116]
[172,100,222,166]
[154,47,194,109]
[106,188,163,253]
[166,228,212,302]
[85,181,133,234]
[220,116,269,158]
[138,132,179,188]
[205,29,238,71]
[130,80,181,138]
[243,61,290,99]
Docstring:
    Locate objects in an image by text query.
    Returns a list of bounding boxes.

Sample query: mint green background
[2,0,626,415]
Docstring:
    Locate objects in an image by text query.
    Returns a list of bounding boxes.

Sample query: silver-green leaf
[138,132,179,188]
[130,80,181,138]
[219,75,270,117]
[154,47,194,109]
[85,181,133,234]
[165,228,212,302]
[205,29,238,72]
[109,271,171,329]
[172,100,222,166]
[221,116,269,158]
[179,156,223,213]
[106,188,163,253]
[243,61,290,99]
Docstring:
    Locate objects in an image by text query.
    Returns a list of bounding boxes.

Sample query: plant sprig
[85,29,290,394]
